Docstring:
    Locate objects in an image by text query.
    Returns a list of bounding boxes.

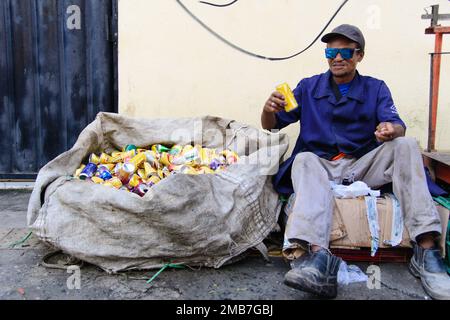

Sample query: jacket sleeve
[376,81,407,129]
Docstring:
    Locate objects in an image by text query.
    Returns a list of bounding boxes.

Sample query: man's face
[326,37,364,79]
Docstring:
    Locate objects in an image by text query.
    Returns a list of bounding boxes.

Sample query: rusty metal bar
[426,26,449,151]
[428,53,434,152]
[429,33,443,151]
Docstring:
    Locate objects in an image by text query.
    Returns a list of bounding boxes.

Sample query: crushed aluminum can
[144,151,159,168]
[74,164,86,178]
[148,175,161,185]
[129,152,146,169]
[182,148,200,165]
[209,158,221,171]
[133,182,150,197]
[127,174,141,189]
[144,162,156,178]
[123,144,138,152]
[152,144,170,154]
[100,163,115,171]
[159,152,173,167]
[111,150,136,164]
[89,153,101,165]
[107,177,123,189]
[137,169,146,180]
[79,163,97,180]
[169,145,183,156]
[99,153,113,164]
[117,163,135,184]
[91,176,104,184]
[98,169,113,181]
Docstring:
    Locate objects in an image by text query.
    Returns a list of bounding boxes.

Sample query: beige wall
[119,0,450,151]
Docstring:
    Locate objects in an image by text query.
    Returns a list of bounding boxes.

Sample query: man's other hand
[375,122,395,142]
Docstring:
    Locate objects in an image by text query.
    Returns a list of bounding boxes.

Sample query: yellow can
[159,152,173,167]
[137,169,146,180]
[91,176,104,184]
[110,150,136,164]
[129,152,147,169]
[110,154,122,164]
[117,163,135,183]
[128,174,141,188]
[74,164,86,178]
[144,162,156,177]
[148,175,161,185]
[276,82,299,112]
[181,145,194,156]
[107,177,123,189]
[99,153,113,164]
[89,153,100,165]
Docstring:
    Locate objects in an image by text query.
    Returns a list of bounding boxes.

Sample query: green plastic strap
[146,263,185,284]
[433,196,450,211]
[9,231,32,248]
[447,221,450,274]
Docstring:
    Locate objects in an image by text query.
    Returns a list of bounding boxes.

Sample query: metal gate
[0,0,118,179]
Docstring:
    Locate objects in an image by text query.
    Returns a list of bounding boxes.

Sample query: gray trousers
[285,137,442,248]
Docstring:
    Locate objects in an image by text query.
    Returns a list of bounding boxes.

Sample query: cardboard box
[330,197,449,256]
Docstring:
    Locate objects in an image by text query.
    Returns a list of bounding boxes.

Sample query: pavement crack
[380,281,426,300]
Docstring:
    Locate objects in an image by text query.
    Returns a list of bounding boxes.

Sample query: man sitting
[261,24,450,299]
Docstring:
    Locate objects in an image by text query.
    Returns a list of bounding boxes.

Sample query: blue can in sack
[79,163,97,180]
[99,170,113,181]
[97,165,113,181]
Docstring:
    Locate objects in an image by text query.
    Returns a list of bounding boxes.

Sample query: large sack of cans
[27,113,288,273]
[75,144,239,198]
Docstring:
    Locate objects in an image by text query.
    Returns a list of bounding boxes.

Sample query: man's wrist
[392,123,405,138]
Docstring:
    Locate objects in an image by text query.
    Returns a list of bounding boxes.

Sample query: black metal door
[0,0,117,179]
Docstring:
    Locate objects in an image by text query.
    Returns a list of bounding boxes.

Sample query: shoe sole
[284,272,337,299]
[409,259,450,300]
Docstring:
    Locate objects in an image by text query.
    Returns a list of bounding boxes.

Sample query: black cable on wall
[176,0,350,61]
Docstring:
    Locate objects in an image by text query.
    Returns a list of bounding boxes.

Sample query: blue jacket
[273,70,406,195]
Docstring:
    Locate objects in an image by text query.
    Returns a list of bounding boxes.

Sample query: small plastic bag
[337,260,368,285]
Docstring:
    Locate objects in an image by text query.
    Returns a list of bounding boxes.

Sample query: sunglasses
[325,48,361,60]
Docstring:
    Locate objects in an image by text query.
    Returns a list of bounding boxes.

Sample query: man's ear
[357,51,365,62]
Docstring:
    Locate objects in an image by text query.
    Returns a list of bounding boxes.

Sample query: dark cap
[321,24,365,51]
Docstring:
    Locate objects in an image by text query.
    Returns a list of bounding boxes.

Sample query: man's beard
[331,69,353,78]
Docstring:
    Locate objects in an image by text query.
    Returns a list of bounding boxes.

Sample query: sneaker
[409,243,450,300]
[284,248,342,299]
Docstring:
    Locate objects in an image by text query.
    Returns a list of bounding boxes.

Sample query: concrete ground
[0,190,433,300]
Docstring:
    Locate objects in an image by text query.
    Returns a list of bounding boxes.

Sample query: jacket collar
[314,70,365,104]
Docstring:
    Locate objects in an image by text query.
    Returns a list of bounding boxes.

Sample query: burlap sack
[27,112,288,273]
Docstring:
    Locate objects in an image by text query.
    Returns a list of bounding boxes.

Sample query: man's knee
[391,136,418,149]
[293,152,320,168]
